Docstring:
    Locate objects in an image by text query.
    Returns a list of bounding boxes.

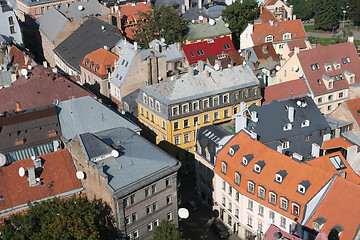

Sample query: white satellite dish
[76,171,85,179]
[21,69,28,76]
[297,71,304,78]
[297,100,302,106]
[160,38,165,42]
[227,64,232,68]
[78,5,84,11]
[28,65,32,70]
[19,167,25,177]
[199,15,203,21]
[209,19,215,26]
[178,208,189,219]
[191,20,195,23]
[53,99,59,106]
[292,65,299,72]
[214,64,220,71]
[36,177,41,182]
[111,150,119,158]
[275,65,281,71]
[0,153,6,166]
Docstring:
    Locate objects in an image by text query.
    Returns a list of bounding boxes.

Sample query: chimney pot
[16,102,21,112]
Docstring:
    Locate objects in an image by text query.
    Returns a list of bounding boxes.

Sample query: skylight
[329,155,346,170]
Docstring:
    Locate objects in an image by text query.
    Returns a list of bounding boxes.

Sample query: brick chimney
[16,102,21,112]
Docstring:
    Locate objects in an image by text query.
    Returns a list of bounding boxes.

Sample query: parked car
[185,200,198,212]
[211,220,229,239]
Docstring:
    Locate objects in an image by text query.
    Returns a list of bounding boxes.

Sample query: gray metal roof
[57,96,141,142]
[109,39,139,88]
[325,116,353,130]
[140,64,260,105]
[148,39,184,62]
[53,17,122,73]
[0,70,11,87]
[79,127,181,195]
[58,0,108,22]
[37,7,68,43]
[186,19,231,41]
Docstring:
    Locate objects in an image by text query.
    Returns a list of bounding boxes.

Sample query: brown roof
[0,149,83,212]
[9,45,33,76]
[252,19,307,45]
[258,8,277,23]
[263,79,310,104]
[306,176,360,240]
[344,98,360,129]
[214,131,335,221]
[264,0,278,6]
[287,39,307,51]
[252,43,280,61]
[298,42,360,96]
[0,65,94,114]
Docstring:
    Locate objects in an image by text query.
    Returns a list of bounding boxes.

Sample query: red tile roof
[264,0,278,6]
[79,48,119,77]
[322,137,354,150]
[9,45,33,77]
[0,149,83,212]
[258,8,277,23]
[263,79,310,104]
[306,176,360,240]
[0,65,94,114]
[344,98,360,129]
[263,224,302,240]
[252,19,307,45]
[298,42,360,96]
[287,39,307,51]
[214,131,335,221]
[182,36,236,65]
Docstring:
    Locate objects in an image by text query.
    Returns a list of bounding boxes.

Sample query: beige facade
[80,66,111,98]
[264,0,294,21]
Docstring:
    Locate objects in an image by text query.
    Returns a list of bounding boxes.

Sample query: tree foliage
[132,5,188,48]
[151,220,185,240]
[314,0,339,31]
[222,0,260,37]
[0,197,116,240]
[348,0,360,26]
[288,0,314,20]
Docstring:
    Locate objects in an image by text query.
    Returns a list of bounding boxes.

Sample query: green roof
[186,19,232,41]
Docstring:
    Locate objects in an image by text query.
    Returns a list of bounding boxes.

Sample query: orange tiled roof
[306,176,360,240]
[257,8,277,23]
[79,48,119,77]
[252,19,307,45]
[307,151,360,184]
[264,0,278,6]
[345,98,360,129]
[119,1,151,23]
[322,137,354,150]
[214,131,335,221]
[0,149,83,212]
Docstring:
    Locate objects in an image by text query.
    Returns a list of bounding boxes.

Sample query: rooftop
[58,0,108,22]
[186,19,231,41]
[79,48,119,77]
[263,79,310,104]
[344,98,360,130]
[37,7,68,43]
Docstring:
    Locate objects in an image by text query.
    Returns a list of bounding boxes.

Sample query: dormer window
[265,35,273,42]
[282,33,291,40]
[143,94,148,104]
[297,180,311,195]
[313,216,327,232]
[234,172,241,185]
[325,63,332,72]
[182,103,189,113]
[283,123,292,131]
[281,141,290,149]
[298,184,305,194]
[229,145,239,156]
[333,62,340,70]
[149,98,154,108]
[346,57,351,63]
[253,160,265,174]
[301,120,310,127]
[221,161,227,175]
[242,157,248,165]
[155,101,160,112]
[275,170,287,183]
[172,106,179,116]
[275,174,283,183]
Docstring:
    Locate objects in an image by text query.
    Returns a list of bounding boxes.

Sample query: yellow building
[136,63,261,172]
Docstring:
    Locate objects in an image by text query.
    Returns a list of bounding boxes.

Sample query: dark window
[10,26,15,34]
[223,44,231,50]
[197,50,204,56]
[190,51,195,57]
[8,16,14,25]
[342,58,347,64]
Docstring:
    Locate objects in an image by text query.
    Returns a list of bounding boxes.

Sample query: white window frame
[242,156,248,165]
[247,181,255,194]
[234,172,241,185]
[184,132,190,143]
[301,120,310,127]
[282,141,290,149]
[149,97,154,108]
[204,114,209,123]
[221,161,227,174]
[258,186,266,199]
[265,35,273,42]
[133,230,139,239]
[292,203,300,216]
[283,33,291,40]
[174,135,181,145]
[298,184,305,194]
[276,174,283,183]
[254,164,261,173]
[148,222,153,232]
[167,212,172,221]
[283,123,292,131]
[223,93,230,104]
[214,111,220,120]
[269,192,277,205]
[280,197,288,210]
[172,106,179,116]
[203,98,209,108]
[155,101,160,112]
[143,93,148,104]
[182,103,189,113]
[213,96,219,106]
[192,101,199,111]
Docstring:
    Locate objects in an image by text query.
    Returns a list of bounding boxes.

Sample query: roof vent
[19,167,25,177]
[78,5,84,11]
[209,19,215,26]
[111,150,119,158]
[101,26,106,32]
[0,153,6,167]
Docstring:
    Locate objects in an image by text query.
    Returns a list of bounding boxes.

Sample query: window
[247,215,253,227]
[146,205,151,215]
[301,120,310,127]
[197,50,204,55]
[280,197,288,211]
[162,120,166,130]
[315,63,320,70]
[190,51,195,57]
[247,181,255,194]
[148,223,153,232]
[283,124,292,131]
[154,219,159,227]
[155,101,160,112]
[280,217,286,228]
[10,26,15,34]
[152,184,156,194]
[228,202,232,212]
[145,111,149,119]
[282,141,290,149]
[224,109,229,118]
[254,164,261,173]
[350,76,354,84]
[248,199,253,211]
[130,194,136,204]
[222,180,226,190]
[346,57,351,63]
[149,98,154,108]
[311,64,316,71]
[223,94,229,103]
[228,186,232,196]
[327,105,332,111]
[193,101,199,111]
[223,44,231,50]
[228,214,232,225]
[235,209,239,218]
[132,212,137,222]
[184,119,189,128]
[221,161,227,174]
[305,135,310,141]
[235,191,240,202]
[328,94,333,101]
[151,114,154,122]
[8,16,14,25]
[125,216,130,225]
[184,132,190,143]
[174,122,180,130]
[329,155,346,170]
[167,212,172,221]
[269,211,275,222]
[182,103,189,113]
[143,94,148,104]
[123,198,129,208]
[193,116,199,125]
[292,203,300,216]
[258,205,264,216]
[339,74,344,80]
[145,188,149,197]
[203,99,209,108]
[338,92,344,98]
[265,35,273,42]
[269,192,277,205]
[153,202,157,211]
[326,65,332,72]
[214,112,220,120]
[234,172,241,186]
[335,75,340,81]
[222,197,226,206]
[318,97,323,104]
[243,90,248,99]
[166,195,172,204]
[283,33,291,40]
[213,96,219,106]
[329,81,333,89]
[204,114,209,123]
[166,178,170,187]
[258,186,266,200]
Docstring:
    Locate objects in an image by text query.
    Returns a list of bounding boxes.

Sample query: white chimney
[269,20,274,27]
[251,111,258,122]
[311,143,320,158]
[234,115,247,133]
[185,0,190,10]
[250,131,257,140]
[323,133,331,142]
[27,166,36,186]
[277,145,283,153]
[288,106,294,122]
[198,0,202,9]
[134,42,138,50]
[43,61,48,68]
[293,153,303,161]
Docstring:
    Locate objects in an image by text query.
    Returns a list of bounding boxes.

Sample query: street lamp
[343,10,346,30]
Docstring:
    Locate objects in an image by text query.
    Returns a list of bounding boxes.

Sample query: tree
[288,0,314,20]
[348,0,360,26]
[222,0,260,46]
[151,220,185,240]
[314,0,339,31]
[0,197,116,240]
[132,5,188,48]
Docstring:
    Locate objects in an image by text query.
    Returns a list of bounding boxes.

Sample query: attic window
[334,62,340,70]
[234,172,241,186]
[229,145,239,156]
[242,157,248,166]
[190,51,195,57]
[283,33,291,40]
[223,44,231,50]
[298,184,306,194]
[275,174,283,183]
[292,203,300,216]
[346,57,351,63]
[329,155,346,170]
[313,216,327,232]
[281,141,289,149]
[301,120,310,127]
[283,123,292,131]
[275,170,287,183]
[253,160,265,174]
[254,164,261,173]
[197,50,204,56]
[221,161,227,175]
[325,64,332,72]
[265,35,273,42]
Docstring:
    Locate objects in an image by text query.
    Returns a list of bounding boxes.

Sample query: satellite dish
[19,167,25,177]
[224,23,229,28]
[111,150,119,158]
[76,171,85,179]
[209,19,215,26]
[274,232,282,239]
[160,38,165,42]
[297,71,304,78]
[78,5,84,10]
[214,64,220,71]
[199,15,203,21]
[28,65,32,70]
[227,64,232,68]
[53,99,59,106]
[178,208,189,219]
[21,69,28,76]
[297,100,302,106]
[191,20,195,23]
[36,177,41,182]
[0,153,6,166]
[53,140,60,150]
[275,65,281,71]
[292,65,299,72]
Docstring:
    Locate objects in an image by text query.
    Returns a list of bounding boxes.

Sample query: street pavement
[306,28,360,40]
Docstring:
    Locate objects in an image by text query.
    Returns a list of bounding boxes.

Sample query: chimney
[198,0,202,9]
[269,20,274,27]
[292,152,303,161]
[185,0,190,10]
[311,143,320,158]
[322,133,331,142]
[134,42,138,50]
[348,36,354,43]
[294,47,300,55]
[154,42,160,52]
[338,170,347,179]
[52,68,57,73]
[262,44,268,54]
[43,61,48,68]
[250,131,257,140]
[198,60,204,72]
[27,166,37,186]
[204,70,210,78]
[176,42,181,51]
[234,115,247,133]
[181,4,185,14]
[288,106,294,122]
[346,145,358,165]
[188,66,194,76]
[16,102,21,112]
[277,145,283,153]
[251,111,258,122]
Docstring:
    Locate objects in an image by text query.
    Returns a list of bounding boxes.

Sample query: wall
[240,24,254,50]
[275,54,302,85]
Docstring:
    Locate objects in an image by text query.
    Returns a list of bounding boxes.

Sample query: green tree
[314,0,339,31]
[0,197,116,240]
[222,0,259,47]
[151,220,185,240]
[348,0,360,25]
[288,0,314,20]
[132,5,188,48]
